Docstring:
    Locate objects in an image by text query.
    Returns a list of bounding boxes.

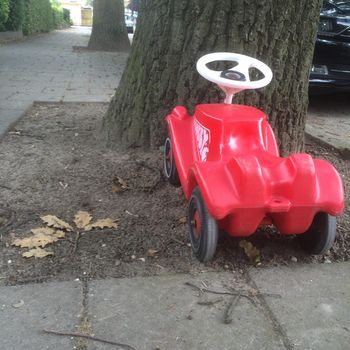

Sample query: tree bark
[88,0,130,52]
[103,0,322,154]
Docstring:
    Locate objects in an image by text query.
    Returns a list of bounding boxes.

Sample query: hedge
[23,0,54,35]
[51,0,72,30]
[0,0,71,34]
[5,0,24,31]
[0,0,10,31]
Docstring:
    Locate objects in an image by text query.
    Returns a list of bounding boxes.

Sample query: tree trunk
[103,0,321,154]
[88,0,130,52]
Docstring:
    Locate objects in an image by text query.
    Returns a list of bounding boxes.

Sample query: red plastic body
[166,104,344,237]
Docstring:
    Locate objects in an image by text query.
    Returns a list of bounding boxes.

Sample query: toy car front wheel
[298,212,337,255]
[164,137,180,186]
[188,187,218,262]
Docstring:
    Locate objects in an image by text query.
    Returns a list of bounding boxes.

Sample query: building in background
[81,6,92,26]
[58,0,92,26]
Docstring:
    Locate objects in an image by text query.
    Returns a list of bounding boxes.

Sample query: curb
[305,124,350,160]
[0,103,33,141]
[0,101,110,142]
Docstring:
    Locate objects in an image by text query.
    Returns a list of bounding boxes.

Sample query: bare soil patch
[0,103,348,285]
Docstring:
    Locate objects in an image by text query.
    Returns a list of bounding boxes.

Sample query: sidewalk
[0,26,127,135]
[1,263,349,350]
[307,93,350,156]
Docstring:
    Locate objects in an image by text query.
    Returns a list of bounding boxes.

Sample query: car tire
[188,187,218,262]
[298,212,336,255]
[164,137,180,186]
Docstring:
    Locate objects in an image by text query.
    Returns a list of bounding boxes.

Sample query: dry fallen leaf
[22,248,54,258]
[178,217,187,224]
[41,215,73,231]
[31,227,56,236]
[53,230,66,238]
[112,176,129,193]
[74,211,92,229]
[14,210,120,259]
[85,218,118,230]
[147,249,158,257]
[12,233,58,249]
[31,227,65,238]
[239,240,261,265]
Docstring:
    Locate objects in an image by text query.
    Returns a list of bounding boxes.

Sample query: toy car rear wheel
[164,137,180,186]
[188,187,218,262]
[298,212,336,255]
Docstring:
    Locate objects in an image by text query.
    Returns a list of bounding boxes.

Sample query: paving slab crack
[245,269,294,350]
[75,279,92,350]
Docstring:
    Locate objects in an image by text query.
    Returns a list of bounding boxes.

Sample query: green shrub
[51,0,71,28]
[63,8,71,25]
[52,6,64,27]
[5,0,24,31]
[22,0,54,35]
[1,0,70,34]
[0,0,10,31]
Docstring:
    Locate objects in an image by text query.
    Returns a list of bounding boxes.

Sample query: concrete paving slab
[249,263,350,350]
[0,280,83,350]
[0,99,33,110]
[0,27,127,136]
[87,273,284,350]
[307,94,350,154]
[63,95,111,103]
[306,120,350,153]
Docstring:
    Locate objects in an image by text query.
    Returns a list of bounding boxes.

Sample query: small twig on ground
[185,281,239,296]
[14,275,52,284]
[170,237,187,246]
[125,210,139,217]
[197,297,223,306]
[223,293,241,324]
[72,231,81,254]
[256,292,282,299]
[43,329,137,350]
[185,281,277,305]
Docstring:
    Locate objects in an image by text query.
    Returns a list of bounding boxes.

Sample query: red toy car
[164,52,344,262]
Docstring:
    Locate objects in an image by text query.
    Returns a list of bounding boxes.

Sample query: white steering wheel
[196,52,273,104]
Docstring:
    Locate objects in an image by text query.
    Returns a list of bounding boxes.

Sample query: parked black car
[310,0,350,92]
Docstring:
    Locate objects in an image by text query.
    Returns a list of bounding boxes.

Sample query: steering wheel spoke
[196,52,273,104]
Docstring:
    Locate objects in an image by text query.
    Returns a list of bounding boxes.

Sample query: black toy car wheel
[298,212,336,255]
[164,137,180,186]
[188,187,218,262]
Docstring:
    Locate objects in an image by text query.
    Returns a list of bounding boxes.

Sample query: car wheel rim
[193,211,201,238]
[189,201,201,250]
